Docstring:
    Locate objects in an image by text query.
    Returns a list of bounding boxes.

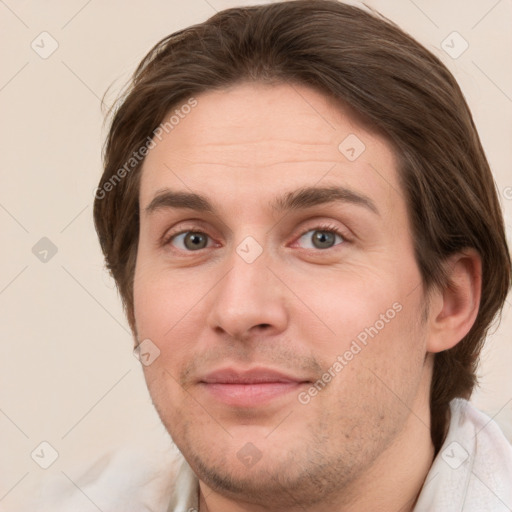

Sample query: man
[93,1,512,510]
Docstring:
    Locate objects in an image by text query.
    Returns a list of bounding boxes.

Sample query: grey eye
[298,229,344,250]
[172,231,210,250]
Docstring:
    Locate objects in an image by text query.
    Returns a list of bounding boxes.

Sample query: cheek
[133,263,216,396]
[133,263,201,340]
[302,271,403,342]
[301,266,426,383]
[303,295,427,436]
[134,273,198,422]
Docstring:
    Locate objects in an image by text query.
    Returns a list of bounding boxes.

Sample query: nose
[206,242,288,342]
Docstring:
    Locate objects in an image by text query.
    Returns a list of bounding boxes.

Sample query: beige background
[1,0,511,510]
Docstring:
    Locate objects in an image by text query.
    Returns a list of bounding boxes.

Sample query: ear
[426,249,482,353]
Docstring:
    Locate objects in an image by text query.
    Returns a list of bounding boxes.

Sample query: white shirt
[165,399,512,512]
[31,398,512,511]
[413,398,512,511]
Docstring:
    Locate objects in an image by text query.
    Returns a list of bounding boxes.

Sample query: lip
[199,367,310,407]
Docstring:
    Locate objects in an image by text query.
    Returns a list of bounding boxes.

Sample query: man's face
[134,82,433,506]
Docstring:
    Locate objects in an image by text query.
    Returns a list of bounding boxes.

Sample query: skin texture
[133,82,481,512]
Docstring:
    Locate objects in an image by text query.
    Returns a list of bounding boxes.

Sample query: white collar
[166,399,512,511]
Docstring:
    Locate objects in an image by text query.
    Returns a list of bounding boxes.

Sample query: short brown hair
[93,0,511,451]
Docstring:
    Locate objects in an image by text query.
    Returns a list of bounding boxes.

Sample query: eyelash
[293,223,346,249]
[162,222,348,253]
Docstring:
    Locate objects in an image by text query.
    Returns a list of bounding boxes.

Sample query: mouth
[198,367,311,407]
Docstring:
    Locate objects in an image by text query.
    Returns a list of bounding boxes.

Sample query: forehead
[139,82,402,215]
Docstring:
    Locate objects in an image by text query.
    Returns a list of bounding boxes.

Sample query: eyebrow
[144,185,379,216]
